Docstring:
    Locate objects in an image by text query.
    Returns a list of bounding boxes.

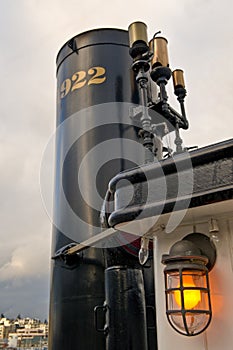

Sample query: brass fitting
[128,21,148,48]
[150,37,169,68]
[172,69,185,89]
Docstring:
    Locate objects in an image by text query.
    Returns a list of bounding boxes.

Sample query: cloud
[0,235,50,319]
[0,237,50,282]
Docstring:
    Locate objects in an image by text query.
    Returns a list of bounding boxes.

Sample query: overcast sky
[0,0,232,320]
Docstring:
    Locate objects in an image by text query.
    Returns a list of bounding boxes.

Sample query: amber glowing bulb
[174,275,201,309]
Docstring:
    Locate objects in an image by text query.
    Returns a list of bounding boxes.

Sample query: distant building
[0,319,14,340]
[7,333,17,348]
[0,317,48,349]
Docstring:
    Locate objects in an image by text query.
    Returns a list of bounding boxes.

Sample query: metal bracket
[94,303,109,335]
[129,105,143,121]
[52,243,82,268]
[68,38,78,53]
[52,243,78,260]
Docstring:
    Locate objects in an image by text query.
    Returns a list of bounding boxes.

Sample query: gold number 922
[60,66,106,99]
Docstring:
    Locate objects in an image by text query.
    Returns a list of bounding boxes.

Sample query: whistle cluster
[128,21,188,153]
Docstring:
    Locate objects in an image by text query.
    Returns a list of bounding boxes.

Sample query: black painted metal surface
[49,28,156,350]
[105,267,148,350]
[107,138,233,228]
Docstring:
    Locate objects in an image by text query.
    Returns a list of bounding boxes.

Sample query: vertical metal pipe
[105,266,148,350]
[143,265,158,350]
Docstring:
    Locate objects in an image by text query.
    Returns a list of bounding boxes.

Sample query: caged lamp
[161,233,216,336]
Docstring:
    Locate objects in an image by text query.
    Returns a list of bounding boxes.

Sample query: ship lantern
[161,233,216,336]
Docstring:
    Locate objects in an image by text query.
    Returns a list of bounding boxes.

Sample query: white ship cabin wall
[153,200,233,350]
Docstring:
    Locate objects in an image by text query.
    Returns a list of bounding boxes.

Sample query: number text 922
[60,66,106,99]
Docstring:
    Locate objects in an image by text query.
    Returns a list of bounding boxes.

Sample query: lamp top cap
[170,240,201,257]
[162,239,209,265]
